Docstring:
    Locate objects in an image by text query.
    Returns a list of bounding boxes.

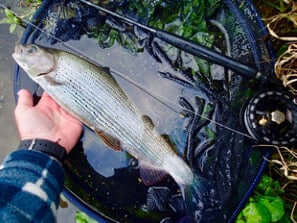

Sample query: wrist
[18,139,67,163]
[20,135,72,153]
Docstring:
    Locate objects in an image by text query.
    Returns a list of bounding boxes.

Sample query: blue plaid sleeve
[0,149,65,223]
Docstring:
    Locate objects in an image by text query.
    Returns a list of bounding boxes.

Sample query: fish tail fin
[181,175,223,223]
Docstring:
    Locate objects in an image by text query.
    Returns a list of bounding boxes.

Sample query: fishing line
[0,3,255,139]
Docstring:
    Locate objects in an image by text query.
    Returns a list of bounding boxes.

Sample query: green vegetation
[236,175,290,223]
[253,0,297,47]
[249,1,297,222]
[25,0,42,4]
[75,211,97,223]
[0,8,22,33]
[91,0,220,77]
[260,0,292,13]
[0,0,42,33]
[204,127,216,140]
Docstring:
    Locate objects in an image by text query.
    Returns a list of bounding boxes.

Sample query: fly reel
[244,90,297,146]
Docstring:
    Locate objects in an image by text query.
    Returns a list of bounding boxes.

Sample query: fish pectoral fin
[139,161,168,186]
[95,129,122,151]
[44,76,63,86]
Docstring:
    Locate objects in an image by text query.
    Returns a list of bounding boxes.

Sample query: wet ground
[0,24,19,161]
[0,15,80,223]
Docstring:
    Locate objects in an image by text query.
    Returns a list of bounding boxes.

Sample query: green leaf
[206,0,221,16]
[242,202,271,223]
[256,175,273,191]
[276,44,288,57]
[12,16,21,24]
[4,8,15,19]
[108,29,119,47]
[195,57,210,75]
[9,24,17,33]
[258,196,285,222]
[277,214,291,223]
[1,8,21,26]
[75,211,97,223]
[255,175,283,196]
[235,212,246,223]
[238,175,289,223]
[0,18,10,24]
[204,127,216,140]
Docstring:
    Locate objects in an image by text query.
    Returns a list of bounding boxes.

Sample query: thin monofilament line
[79,0,156,33]
[0,3,255,139]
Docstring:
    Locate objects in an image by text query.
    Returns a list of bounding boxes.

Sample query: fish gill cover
[16,0,274,222]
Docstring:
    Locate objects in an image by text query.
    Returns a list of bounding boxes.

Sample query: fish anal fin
[161,134,172,146]
[95,129,122,151]
[139,161,168,186]
[161,134,179,154]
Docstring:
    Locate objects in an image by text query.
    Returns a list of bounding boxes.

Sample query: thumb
[16,89,33,109]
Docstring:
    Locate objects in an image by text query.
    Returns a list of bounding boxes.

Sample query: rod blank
[80,0,261,79]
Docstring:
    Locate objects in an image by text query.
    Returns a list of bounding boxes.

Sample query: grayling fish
[13,44,215,222]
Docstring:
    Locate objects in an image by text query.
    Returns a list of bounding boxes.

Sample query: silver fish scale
[36,51,172,165]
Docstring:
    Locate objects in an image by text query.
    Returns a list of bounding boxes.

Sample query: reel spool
[244,90,297,146]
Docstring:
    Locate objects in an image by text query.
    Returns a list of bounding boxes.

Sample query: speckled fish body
[12,44,194,187]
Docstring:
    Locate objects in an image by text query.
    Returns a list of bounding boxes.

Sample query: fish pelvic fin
[139,160,168,186]
[95,129,122,151]
[43,75,63,86]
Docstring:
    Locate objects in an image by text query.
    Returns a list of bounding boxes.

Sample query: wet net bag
[14,0,275,222]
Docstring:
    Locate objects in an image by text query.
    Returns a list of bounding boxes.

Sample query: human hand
[14,89,83,153]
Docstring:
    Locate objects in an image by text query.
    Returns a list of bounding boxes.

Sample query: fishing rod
[79,0,297,147]
[0,3,255,140]
[3,2,297,147]
[79,0,262,80]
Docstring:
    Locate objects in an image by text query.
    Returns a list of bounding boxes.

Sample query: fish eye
[27,45,39,54]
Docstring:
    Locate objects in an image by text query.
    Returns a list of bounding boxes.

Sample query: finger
[38,91,51,103]
[37,91,59,109]
[16,89,33,109]
[41,91,50,98]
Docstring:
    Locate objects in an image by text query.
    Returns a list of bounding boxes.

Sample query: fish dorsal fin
[98,66,111,74]
[142,115,155,130]
[98,68,131,102]
[95,129,122,151]
[139,161,168,186]
[96,66,118,85]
